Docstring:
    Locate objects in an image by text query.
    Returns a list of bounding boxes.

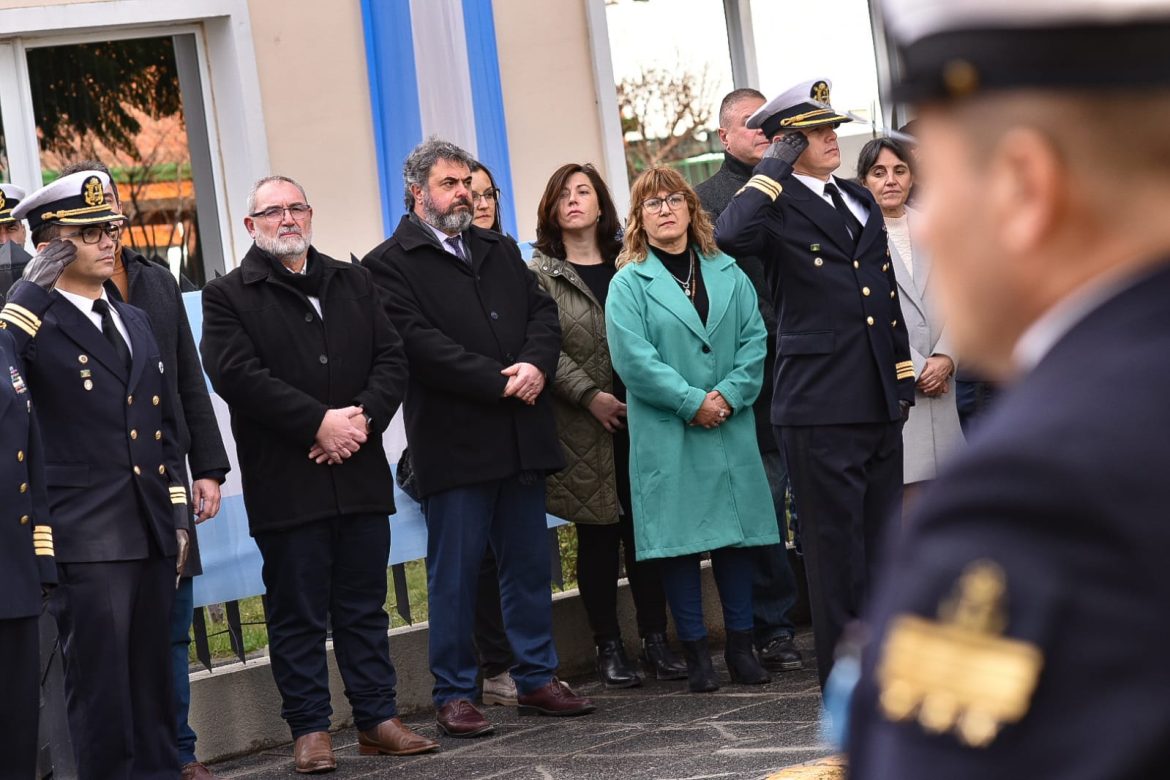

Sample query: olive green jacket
[529,250,620,525]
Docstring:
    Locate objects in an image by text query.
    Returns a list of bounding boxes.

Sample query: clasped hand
[501,362,545,405]
[916,355,955,398]
[309,406,368,465]
[690,391,731,429]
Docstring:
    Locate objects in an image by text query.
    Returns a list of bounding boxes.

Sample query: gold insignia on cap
[811,81,831,104]
[943,59,981,98]
[0,192,6,211]
[83,176,105,207]
[877,560,1043,748]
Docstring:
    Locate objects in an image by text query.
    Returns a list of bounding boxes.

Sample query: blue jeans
[751,449,799,645]
[172,576,197,765]
[422,476,558,706]
[659,547,754,641]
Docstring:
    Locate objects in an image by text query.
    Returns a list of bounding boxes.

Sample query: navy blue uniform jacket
[0,328,56,617]
[848,262,1170,778]
[715,157,915,426]
[1,281,187,562]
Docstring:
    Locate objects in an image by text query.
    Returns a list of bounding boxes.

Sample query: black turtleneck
[653,245,708,324]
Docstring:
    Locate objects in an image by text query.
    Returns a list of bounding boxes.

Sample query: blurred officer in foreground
[3,170,190,779]
[1,183,28,247]
[847,1,1170,776]
[715,79,915,686]
[57,159,230,780]
[0,241,61,779]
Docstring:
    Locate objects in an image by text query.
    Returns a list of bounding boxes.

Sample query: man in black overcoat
[716,79,916,686]
[200,175,436,773]
[697,87,803,674]
[3,170,191,780]
[846,1,1170,776]
[362,138,594,738]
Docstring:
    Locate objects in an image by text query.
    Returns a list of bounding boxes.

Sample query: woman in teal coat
[606,167,779,692]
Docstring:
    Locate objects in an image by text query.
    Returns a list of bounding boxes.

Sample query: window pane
[27,35,215,288]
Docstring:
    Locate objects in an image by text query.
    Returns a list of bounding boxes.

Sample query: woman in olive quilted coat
[529,163,686,688]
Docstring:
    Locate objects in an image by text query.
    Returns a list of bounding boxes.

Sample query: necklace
[665,249,696,301]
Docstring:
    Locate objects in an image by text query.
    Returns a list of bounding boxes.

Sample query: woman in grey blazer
[858,139,964,502]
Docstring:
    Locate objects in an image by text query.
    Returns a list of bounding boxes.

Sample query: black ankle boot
[596,638,642,688]
[641,632,688,680]
[724,630,770,685]
[679,638,720,693]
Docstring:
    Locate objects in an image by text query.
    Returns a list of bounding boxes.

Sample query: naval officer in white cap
[1,170,190,779]
[715,79,916,688]
[0,183,28,247]
[844,1,1170,776]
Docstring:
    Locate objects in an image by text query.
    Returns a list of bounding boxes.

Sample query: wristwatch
[363,412,374,431]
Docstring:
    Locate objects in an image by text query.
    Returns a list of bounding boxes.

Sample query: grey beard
[422,191,473,234]
[256,229,310,259]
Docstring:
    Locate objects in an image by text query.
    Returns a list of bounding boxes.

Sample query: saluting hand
[21,239,77,291]
[763,131,810,167]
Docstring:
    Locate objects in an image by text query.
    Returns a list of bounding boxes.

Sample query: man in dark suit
[362,138,594,738]
[201,175,436,773]
[697,87,803,675]
[0,241,63,778]
[845,2,1170,776]
[715,79,916,686]
[1,170,190,779]
[58,159,231,780]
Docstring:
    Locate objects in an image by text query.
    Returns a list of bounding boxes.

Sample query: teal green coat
[606,248,780,560]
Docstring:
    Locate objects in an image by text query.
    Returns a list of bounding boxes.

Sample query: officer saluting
[0,241,62,780]
[0,170,190,779]
[715,79,915,686]
[846,1,1170,776]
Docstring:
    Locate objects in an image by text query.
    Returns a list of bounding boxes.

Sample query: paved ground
[210,632,836,780]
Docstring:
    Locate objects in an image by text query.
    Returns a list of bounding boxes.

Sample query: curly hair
[617,167,717,268]
[533,163,623,263]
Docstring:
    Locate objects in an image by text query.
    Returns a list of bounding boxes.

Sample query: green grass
[190,542,581,667]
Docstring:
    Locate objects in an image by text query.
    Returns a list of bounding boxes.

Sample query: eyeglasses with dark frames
[249,203,312,221]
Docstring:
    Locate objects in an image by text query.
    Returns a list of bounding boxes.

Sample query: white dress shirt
[288,260,322,318]
[793,173,871,227]
[56,287,133,356]
[423,221,467,259]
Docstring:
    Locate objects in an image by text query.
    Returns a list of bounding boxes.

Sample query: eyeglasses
[641,193,687,213]
[471,189,498,205]
[249,203,311,221]
[61,223,123,244]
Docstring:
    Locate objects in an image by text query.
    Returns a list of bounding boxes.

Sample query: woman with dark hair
[529,163,686,688]
[606,166,778,693]
[469,160,503,233]
[857,138,963,507]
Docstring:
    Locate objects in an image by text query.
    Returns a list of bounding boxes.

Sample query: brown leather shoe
[293,731,336,774]
[516,677,596,716]
[358,717,440,756]
[436,698,494,737]
[180,762,217,780]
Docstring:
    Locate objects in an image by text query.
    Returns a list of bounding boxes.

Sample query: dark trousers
[423,476,558,705]
[659,547,755,641]
[576,517,668,642]
[0,615,40,779]
[473,549,514,679]
[172,576,197,765]
[779,422,903,685]
[50,557,178,780]
[254,514,397,738]
[751,448,800,646]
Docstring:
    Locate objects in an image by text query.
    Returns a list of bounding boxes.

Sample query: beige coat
[529,250,620,525]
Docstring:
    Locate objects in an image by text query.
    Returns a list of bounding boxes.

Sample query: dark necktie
[445,235,470,265]
[91,298,132,371]
[824,182,864,243]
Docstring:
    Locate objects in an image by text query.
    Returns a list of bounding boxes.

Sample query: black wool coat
[362,216,565,498]
[107,247,230,576]
[200,245,406,534]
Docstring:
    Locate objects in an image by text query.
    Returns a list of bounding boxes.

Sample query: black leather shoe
[596,638,641,688]
[758,636,803,672]
[724,630,770,685]
[679,638,720,693]
[641,633,688,681]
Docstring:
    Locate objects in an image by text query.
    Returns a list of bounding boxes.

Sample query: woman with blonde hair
[606,167,779,692]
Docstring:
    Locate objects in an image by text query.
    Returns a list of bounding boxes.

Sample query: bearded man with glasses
[200,175,433,773]
[1,170,193,779]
